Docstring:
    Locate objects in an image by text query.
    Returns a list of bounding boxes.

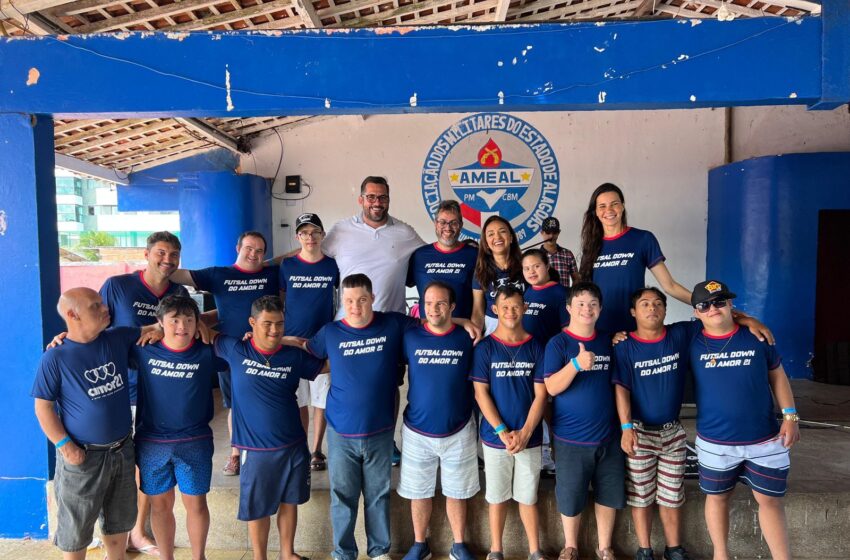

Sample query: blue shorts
[238,443,311,521]
[554,437,626,517]
[696,436,790,497]
[136,438,214,496]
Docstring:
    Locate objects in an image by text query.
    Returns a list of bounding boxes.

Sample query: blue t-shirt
[469,334,545,449]
[592,227,665,334]
[543,329,616,446]
[131,340,224,442]
[407,242,478,319]
[403,323,474,437]
[100,271,189,404]
[523,282,569,345]
[191,265,280,337]
[214,336,323,450]
[472,267,526,319]
[612,321,700,426]
[31,327,140,446]
[689,326,782,445]
[307,312,419,438]
[280,254,339,337]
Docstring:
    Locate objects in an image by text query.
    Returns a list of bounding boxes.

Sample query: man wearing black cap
[540,217,580,288]
[280,213,340,471]
[688,280,799,560]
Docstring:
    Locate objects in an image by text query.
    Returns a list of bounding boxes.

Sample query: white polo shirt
[324,213,425,316]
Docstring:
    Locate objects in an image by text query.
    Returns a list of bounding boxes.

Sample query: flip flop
[127,544,160,556]
[310,451,327,471]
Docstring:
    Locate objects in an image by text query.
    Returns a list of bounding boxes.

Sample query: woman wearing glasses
[578,183,692,334]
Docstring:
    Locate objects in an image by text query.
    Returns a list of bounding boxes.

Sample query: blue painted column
[706,152,850,379]
[0,113,62,537]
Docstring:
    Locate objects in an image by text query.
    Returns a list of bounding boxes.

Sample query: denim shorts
[53,438,137,552]
[554,437,626,517]
[237,443,311,521]
[397,417,479,500]
[136,437,214,496]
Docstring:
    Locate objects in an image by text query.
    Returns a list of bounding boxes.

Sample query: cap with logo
[691,280,737,307]
[542,217,561,233]
[295,213,324,232]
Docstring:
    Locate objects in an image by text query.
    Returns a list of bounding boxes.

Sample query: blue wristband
[55,436,71,449]
[781,407,797,414]
[621,423,634,431]
[493,423,507,435]
[571,357,582,372]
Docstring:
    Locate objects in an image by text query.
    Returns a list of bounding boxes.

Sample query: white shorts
[695,435,790,496]
[297,374,330,409]
[397,417,480,500]
[482,444,542,505]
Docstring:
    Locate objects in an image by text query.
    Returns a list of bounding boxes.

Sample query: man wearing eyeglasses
[406,199,479,320]
[689,280,799,560]
[323,176,425,317]
[279,213,340,472]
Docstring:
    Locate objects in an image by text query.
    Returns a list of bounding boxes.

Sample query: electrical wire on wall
[267,127,313,253]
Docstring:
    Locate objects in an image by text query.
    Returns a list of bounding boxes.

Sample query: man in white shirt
[324,176,425,316]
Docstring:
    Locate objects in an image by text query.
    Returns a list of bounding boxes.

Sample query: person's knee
[150,495,174,515]
[753,491,783,508]
[183,496,209,516]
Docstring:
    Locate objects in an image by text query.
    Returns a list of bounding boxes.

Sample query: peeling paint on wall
[225,64,234,112]
[26,68,39,86]
[598,91,607,103]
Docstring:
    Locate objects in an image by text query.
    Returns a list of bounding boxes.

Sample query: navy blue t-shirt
[214,336,323,450]
[407,242,478,319]
[472,267,526,319]
[280,254,339,337]
[100,271,189,404]
[592,227,665,334]
[523,282,569,345]
[543,329,616,446]
[307,312,419,438]
[32,327,140,445]
[689,326,782,445]
[131,339,224,442]
[403,323,474,437]
[612,321,700,425]
[469,334,544,449]
[191,265,280,337]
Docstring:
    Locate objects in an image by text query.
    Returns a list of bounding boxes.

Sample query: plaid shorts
[625,422,687,508]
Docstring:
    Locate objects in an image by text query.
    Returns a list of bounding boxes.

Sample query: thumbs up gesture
[576,342,595,372]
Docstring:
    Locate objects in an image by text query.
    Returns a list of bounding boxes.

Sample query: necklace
[702,331,735,366]
[497,338,525,368]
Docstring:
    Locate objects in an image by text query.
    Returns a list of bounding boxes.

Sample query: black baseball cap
[295,213,324,232]
[542,217,560,233]
[691,280,737,307]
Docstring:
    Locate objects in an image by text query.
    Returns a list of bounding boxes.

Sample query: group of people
[34,177,801,560]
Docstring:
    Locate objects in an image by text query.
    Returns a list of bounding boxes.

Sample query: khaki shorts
[482,444,541,505]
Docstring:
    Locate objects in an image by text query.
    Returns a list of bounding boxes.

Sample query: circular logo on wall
[420,113,560,243]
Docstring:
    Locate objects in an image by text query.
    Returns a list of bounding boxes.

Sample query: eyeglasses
[694,298,729,313]
[436,219,461,229]
[297,231,324,240]
[362,194,389,203]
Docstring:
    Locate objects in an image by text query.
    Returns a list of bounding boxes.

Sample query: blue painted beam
[810,0,850,110]
[0,16,840,118]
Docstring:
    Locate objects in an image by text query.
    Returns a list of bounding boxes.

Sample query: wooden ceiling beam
[69,0,224,33]
[166,0,294,29]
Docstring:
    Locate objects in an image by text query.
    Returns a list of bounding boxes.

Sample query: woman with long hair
[579,183,691,333]
[472,216,526,335]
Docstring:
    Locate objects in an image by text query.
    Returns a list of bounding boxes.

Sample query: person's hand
[498,429,515,452]
[62,442,86,466]
[576,342,595,371]
[46,332,67,350]
[281,336,307,348]
[137,328,163,346]
[510,427,532,454]
[780,419,800,449]
[242,331,253,341]
[621,428,637,457]
[196,322,213,344]
[748,321,775,345]
[611,331,628,345]
[461,321,482,344]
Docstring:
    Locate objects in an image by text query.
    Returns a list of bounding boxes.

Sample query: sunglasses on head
[695,298,729,312]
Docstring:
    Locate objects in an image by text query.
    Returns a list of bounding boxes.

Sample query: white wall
[243,105,849,323]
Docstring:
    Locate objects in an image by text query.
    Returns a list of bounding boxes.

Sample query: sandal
[486,552,505,560]
[310,451,327,471]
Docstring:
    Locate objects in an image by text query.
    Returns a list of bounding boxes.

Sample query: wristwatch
[782,413,800,422]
